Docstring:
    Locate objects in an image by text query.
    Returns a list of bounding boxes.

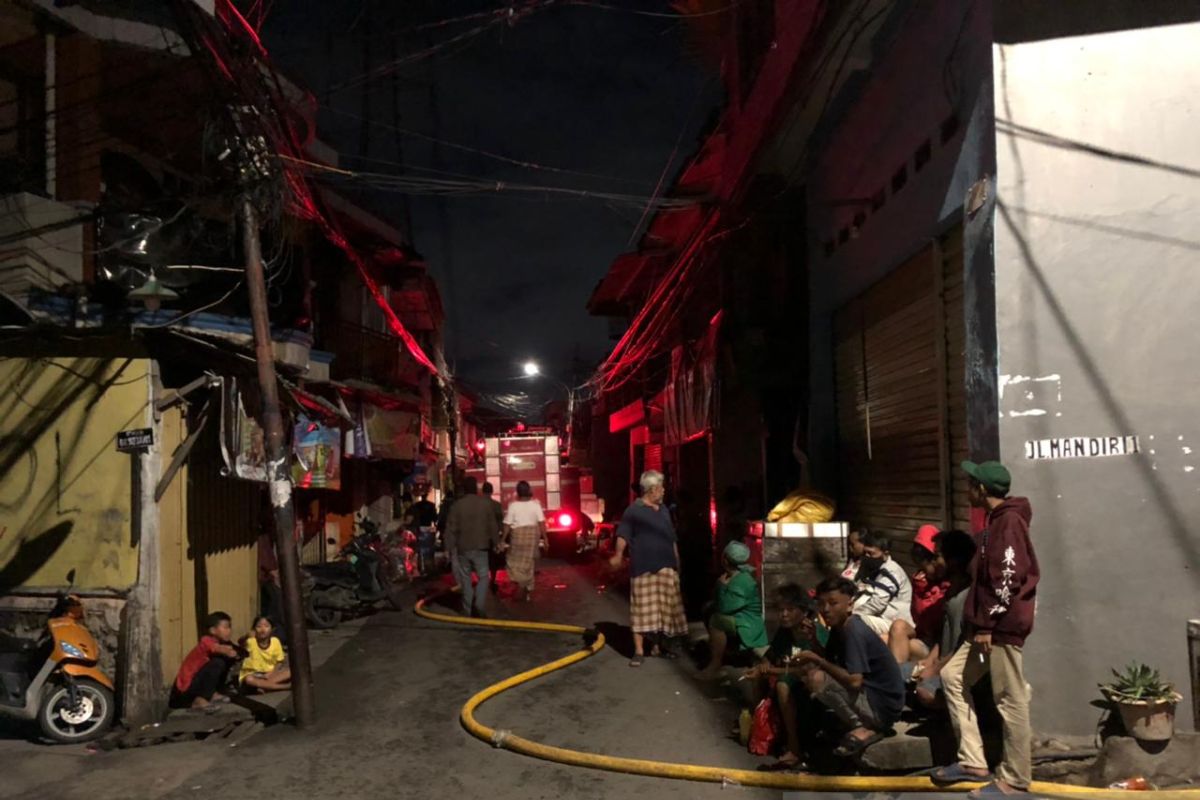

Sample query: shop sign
[116,428,154,452]
[1024,435,1140,461]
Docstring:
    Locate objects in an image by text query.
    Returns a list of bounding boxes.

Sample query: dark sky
[263,2,719,412]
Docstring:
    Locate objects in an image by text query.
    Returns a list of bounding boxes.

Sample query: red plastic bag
[748,697,779,756]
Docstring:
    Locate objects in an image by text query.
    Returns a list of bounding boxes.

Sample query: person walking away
[407,487,438,577]
[502,480,547,602]
[170,612,244,709]
[608,470,688,667]
[698,540,768,680]
[445,477,501,618]
[482,482,505,593]
[852,531,914,640]
[907,529,976,710]
[933,461,1039,798]
[889,524,951,664]
[790,577,905,757]
[742,584,823,771]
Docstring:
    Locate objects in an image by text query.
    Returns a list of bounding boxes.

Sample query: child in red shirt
[170,611,243,709]
[888,525,951,664]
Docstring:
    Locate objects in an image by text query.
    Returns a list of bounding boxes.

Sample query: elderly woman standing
[502,480,547,602]
[608,470,688,667]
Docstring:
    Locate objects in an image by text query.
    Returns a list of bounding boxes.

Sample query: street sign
[117,428,154,452]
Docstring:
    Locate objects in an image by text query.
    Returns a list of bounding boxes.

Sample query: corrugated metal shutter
[835,226,968,555]
[941,227,972,533]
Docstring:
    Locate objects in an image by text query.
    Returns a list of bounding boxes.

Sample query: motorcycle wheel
[38,678,115,744]
[305,591,341,629]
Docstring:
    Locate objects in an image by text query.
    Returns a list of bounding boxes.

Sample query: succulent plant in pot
[1098,663,1183,742]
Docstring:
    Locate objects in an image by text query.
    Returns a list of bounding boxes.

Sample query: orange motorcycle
[0,570,116,742]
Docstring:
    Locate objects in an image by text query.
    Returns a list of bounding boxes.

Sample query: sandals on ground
[833,730,885,757]
[932,762,993,785]
[629,655,645,667]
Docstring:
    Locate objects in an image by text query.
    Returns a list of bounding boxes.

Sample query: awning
[587,252,666,316]
[280,378,354,426]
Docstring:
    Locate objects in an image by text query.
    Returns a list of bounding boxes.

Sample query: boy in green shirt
[699,541,768,680]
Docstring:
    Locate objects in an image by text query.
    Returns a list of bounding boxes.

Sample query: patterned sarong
[506,525,539,590]
[629,567,687,635]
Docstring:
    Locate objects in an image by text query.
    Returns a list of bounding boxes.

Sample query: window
[0,70,45,195]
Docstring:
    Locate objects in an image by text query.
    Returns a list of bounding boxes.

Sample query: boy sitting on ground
[852,532,913,641]
[698,541,768,680]
[888,524,952,664]
[790,577,905,757]
[905,530,976,710]
[171,611,244,709]
[743,584,825,771]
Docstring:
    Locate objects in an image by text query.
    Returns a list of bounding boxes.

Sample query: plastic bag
[766,490,836,523]
[747,697,779,756]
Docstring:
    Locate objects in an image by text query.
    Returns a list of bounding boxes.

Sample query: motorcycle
[302,525,405,629]
[0,570,116,743]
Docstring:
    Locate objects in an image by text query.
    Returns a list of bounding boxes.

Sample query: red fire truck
[465,431,597,555]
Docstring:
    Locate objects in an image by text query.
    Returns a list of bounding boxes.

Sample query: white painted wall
[994,22,1200,734]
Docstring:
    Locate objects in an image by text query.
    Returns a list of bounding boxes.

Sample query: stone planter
[1112,693,1183,742]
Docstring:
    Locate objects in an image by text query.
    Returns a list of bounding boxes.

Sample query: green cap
[961,460,1011,494]
[724,540,751,565]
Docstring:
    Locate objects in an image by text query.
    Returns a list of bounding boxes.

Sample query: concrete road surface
[1,559,782,799]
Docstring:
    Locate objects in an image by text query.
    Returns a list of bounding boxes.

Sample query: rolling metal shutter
[834,226,968,555]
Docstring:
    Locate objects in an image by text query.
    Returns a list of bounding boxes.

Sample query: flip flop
[651,649,679,660]
[932,763,993,785]
[757,753,807,772]
[629,655,645,667]
[968,782,1029,798]
[833,730,884,757]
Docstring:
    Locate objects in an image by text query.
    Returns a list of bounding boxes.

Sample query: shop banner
[292,415,342,490]
[663,311,722,446]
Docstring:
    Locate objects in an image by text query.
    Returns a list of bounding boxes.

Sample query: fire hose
[413,592,1198,797]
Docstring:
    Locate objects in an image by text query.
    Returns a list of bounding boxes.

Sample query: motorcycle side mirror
[65,568,76,587]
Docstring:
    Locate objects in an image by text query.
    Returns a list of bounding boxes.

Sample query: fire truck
[465,430,599,555]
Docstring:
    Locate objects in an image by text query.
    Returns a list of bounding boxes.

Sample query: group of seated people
[701,524,978,771]
[170,612,291,710]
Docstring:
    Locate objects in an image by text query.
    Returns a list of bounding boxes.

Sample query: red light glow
[557,513,573,528]
[474,439,487,452]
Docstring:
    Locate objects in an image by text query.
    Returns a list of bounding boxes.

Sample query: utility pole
[241,198,315,728]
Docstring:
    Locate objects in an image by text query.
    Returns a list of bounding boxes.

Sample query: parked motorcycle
[303,527,405,629]
[0,570,116,743]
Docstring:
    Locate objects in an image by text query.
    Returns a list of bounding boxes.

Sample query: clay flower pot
[1109,692,1183,742]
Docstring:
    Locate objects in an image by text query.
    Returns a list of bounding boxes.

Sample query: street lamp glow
[522,361,540,377]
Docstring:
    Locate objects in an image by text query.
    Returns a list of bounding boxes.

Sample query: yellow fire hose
[413,592,1197,797]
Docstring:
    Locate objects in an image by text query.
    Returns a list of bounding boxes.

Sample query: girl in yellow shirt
[239,616,290,693]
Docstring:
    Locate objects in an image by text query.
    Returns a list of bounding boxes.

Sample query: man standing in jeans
[445,477,501,618]
[933,461,1039,798]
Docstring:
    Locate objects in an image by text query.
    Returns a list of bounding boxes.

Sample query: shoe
[932,763,992,785]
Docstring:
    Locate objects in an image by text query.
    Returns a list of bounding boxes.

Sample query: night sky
[263,2,719,411]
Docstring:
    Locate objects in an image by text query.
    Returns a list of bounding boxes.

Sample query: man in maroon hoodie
[932,460,1039,797]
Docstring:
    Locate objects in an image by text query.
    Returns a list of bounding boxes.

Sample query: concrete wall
[803,1,996,495]
[0,357,150,590]
[993,21,1200,734]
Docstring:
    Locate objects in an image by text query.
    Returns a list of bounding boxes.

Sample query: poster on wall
[362,404,421,461]
[292,415,342,490]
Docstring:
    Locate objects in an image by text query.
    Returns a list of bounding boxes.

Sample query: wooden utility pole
[240,198,315,728]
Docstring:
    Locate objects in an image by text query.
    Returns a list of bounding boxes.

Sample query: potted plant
[1098,662,1183,742]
